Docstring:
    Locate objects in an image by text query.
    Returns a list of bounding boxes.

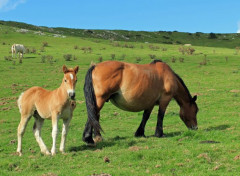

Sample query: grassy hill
[0,21,239,176]
[1,20,240,48]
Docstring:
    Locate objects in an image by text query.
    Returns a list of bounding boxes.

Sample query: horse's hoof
[93,135,103,143]
[86,143,96,147]
[154,133,166,138]
[83,136,95,145]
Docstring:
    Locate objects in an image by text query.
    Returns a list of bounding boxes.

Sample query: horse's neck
[173,79,191,107]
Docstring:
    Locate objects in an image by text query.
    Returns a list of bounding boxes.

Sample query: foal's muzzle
[68,92,75,100]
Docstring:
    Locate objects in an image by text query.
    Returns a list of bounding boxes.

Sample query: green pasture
[0,24,240,176]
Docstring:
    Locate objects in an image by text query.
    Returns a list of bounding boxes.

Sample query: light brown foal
[83,60,198,145]
[17,65,79,156]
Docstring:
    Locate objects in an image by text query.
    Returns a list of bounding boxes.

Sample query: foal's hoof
[93,135,103,143]
[135,133,146,138]
[17,152,22,156]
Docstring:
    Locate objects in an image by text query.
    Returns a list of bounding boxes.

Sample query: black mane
[174,73,193,101]
[150,59,163,64]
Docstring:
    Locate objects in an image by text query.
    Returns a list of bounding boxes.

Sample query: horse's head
[62,65,79,100]
[179,95,198,130]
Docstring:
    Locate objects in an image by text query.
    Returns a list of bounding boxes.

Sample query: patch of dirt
[41,173,58,176]
[234,154,240,160]
[197,153,211,162]
[129,146,140,151]
[91,174,111,176]
[230,89,240,93]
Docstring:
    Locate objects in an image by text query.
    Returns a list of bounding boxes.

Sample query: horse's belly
[110,92,158,112]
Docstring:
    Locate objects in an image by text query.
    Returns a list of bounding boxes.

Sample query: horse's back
[92,61,176,111]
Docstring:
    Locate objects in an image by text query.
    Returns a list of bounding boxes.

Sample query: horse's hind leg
[33,113,50,155]
[83,96,105,145]
[135,107,154,137]
[17,114,31,156]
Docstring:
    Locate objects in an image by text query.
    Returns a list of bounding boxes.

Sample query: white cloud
[238,22,240,33]
[0,0,26,12]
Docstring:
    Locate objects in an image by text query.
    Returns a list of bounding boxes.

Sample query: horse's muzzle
[190,126,198,130]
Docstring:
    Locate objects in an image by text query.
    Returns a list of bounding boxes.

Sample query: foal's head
[62,65,79,100]
[179,95,199,130]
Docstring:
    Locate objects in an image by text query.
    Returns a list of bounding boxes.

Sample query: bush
[149,54,156,60]
[119,54,126,61]
[135,57,142,63]
[74,45,79,50]
[42,41,48,47]
[171,57,176,63]
[111,54,116,60]
[98,56,103,63]
[179,57,184,63]
[208,32,217,39]
[63,54,72,61]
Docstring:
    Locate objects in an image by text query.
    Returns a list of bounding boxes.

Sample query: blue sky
[0,0,239,33]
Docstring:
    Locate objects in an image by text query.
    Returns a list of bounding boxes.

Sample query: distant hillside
[0,20,239,48]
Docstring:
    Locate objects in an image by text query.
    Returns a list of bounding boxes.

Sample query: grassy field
[0,23,240,176]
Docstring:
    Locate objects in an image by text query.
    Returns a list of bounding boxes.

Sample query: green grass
[0,23,240,176]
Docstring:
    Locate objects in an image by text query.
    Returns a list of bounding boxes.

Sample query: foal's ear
[74,66,79,74]
[192,95,197,102]
[63,65,68,74]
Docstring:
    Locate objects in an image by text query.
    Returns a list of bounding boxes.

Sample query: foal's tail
[84,65,102,132]
[17,92,24,113]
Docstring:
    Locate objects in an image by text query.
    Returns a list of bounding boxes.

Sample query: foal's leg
[135,107,154,137]
[33,114,50,155]
[155,95,172,137]
[59,117,72,154]
[17,114,31,156]
[51,113,59,155]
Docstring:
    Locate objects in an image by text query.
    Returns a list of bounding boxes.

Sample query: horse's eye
[76,80,77,82]
[64,79,67,82]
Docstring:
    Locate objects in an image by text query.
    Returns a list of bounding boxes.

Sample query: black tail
[84,65,102,132]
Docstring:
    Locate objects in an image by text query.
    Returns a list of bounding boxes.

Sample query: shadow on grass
[69,136,127,152]
[23,56,37,59]
[204,124,230,131]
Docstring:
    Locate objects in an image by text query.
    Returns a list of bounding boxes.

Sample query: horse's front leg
[155,95,172,137]
[135,107,154,137]
[60,117,72,154]
[51,113,59,155]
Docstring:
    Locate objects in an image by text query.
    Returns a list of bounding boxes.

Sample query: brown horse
[83,60,198,145]
[17,65,79,156]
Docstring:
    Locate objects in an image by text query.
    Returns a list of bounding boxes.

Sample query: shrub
[74,45,79,50]
[149,54,156,60]
[42,41,48,47]
[135,57,142,63]
[98,56,103,63]
[40,47,45,52]
[31,48,37,54]
[4,56,12,61]
[73,55,78,60]
[208,32,217,39]
[41,55,46,63]
[119,54,126,61]
[111,54,116,60]
[171,57,176,63]
[179,57,184,63]
[63,54,72,61]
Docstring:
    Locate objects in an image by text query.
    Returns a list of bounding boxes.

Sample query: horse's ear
[192,95,197,102]
[74,66,79,74]
[63,65,68,74]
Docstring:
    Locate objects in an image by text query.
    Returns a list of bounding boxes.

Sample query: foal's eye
[64,79,67,82]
